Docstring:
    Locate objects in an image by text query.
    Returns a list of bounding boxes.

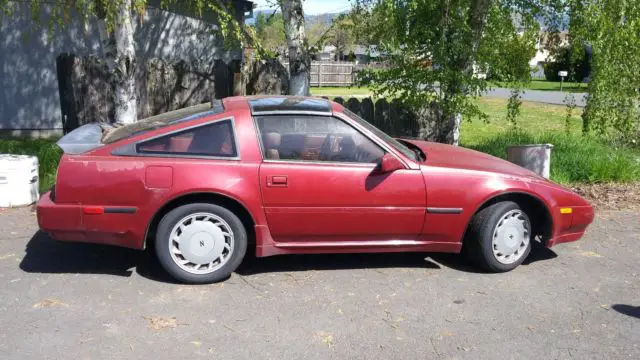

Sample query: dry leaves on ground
[143,316,178,331]
[315,331,334,348]
[33,298,68,308]
[570,183,640,211]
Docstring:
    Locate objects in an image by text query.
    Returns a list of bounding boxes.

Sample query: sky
[252,0,353,16]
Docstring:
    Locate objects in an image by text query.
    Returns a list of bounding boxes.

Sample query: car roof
[246,96,333,116]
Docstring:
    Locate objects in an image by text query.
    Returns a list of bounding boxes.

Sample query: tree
[1,0,252,124]
[96,0,137,124]
[328,18,354,61]
[542,45,590,82]
[279,0,310,96]
[567,0,640,140]
[306,19,330,49]
[352,0,543,144]
[253,11,286,53]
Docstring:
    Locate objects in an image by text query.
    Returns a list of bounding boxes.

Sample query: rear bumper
[547,204,595,247]
[36,191,143,248]
[36,191,85,241]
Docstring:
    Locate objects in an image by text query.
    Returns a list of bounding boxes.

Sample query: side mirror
[377,153,405,174]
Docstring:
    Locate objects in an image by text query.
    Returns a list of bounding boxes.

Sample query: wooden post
[318,62,323,87]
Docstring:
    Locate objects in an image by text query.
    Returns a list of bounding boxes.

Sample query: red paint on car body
[37,96,595,259]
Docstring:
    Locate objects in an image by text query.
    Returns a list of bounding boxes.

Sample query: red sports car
[37,96,595,283]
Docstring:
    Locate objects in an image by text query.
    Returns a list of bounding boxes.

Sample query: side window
[137,120,237,157]
[255,115,384,163]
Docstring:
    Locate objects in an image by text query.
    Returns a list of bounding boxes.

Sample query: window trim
[332,111,413,168]
[111,117,241,161]
[253,113,392,166]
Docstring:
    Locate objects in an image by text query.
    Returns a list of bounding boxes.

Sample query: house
[315,45,337,62]
[351,45,382,65]
[528,31,569,79]
[0,0,254,137]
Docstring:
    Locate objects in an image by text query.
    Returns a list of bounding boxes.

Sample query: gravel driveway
[0,207,638,359]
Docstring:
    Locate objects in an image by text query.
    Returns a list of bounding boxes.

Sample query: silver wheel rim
[168,212,234,275]
[491,209,530,265]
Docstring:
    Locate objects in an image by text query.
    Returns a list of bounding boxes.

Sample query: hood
[402,139,545,180]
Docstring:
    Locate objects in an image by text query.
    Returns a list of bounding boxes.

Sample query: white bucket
[0,155,40,207]
[506,144,554,179]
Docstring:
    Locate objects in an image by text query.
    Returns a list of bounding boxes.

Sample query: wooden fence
[332,96,422,138]
[283,61,356,87]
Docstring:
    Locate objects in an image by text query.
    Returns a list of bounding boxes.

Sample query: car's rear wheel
[155,203,247,284]
[466,201,532,272]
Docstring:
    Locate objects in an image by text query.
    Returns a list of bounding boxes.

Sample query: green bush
[465,130,640,184]
[0,138,62,192]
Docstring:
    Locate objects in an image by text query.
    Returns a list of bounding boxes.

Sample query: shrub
[0,138,62,192]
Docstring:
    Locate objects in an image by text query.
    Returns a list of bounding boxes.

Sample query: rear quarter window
[137,120,237,158]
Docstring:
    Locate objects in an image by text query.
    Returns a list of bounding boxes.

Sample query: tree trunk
[280,0,310,96]
[97,0,137,124]
[443,0,493,146]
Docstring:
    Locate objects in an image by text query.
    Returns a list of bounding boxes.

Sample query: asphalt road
[485,88,587,107]
[0,207,638,359]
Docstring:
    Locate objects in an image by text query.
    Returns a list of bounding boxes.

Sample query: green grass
[462,97,584,145]
[311,86,374,97]
[461,98,640,184]
[0,138,62,192]
[491,80,588,93]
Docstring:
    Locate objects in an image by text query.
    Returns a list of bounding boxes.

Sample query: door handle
[267,175,288,187]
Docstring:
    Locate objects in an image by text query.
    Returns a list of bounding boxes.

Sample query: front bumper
[547,205,595,247]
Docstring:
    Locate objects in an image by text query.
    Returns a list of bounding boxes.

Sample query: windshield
[342,109,418,161]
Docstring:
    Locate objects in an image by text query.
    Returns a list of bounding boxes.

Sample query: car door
[256,114,426,243]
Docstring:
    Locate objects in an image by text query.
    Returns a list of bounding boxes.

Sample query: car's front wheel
[155,203,247,284]
[466,201,532,272]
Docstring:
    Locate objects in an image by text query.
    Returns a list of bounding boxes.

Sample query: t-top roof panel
[248,97,332,115]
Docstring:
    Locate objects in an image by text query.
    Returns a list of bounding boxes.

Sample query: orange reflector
[560,207,573,214]
[83,206,104,215]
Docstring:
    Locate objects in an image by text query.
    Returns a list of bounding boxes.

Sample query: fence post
[374,98,390,134]
[361,97,374,123]
[318,62,323,87]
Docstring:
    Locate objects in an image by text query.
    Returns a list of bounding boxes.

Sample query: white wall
[0,2,243,134]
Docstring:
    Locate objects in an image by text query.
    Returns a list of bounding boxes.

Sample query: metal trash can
[0,155,39,207]
[506,144,554,179]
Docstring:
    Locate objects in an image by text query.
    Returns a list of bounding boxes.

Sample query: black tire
[465,201,531,272]
[155,203,247,284]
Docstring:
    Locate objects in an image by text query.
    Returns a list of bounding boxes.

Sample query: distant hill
[248,10,345,26]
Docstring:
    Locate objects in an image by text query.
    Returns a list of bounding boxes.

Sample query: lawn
[461,98,640,184]
[1,97,638,190]
[461,97,583,146]
[312,86,374,97]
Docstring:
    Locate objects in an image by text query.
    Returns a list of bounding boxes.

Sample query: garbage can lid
[506,144,554,149]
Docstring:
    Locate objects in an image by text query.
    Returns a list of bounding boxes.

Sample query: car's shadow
[611,304,640,319]
[19,231,177,283]
[430,240,558,273]
[20,231,558,283]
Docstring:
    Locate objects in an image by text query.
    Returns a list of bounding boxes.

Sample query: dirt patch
[570,182,640,210]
